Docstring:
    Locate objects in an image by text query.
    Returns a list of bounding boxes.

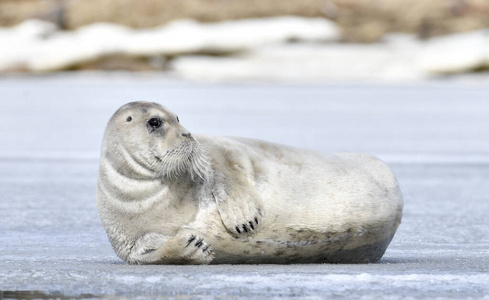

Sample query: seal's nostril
[182,132,191,137]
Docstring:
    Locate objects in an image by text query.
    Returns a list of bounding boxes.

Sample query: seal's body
[97,102,403,264]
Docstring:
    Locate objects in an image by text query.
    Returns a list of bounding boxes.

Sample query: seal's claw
[195,238,204,248]
[214,193,264,236]
[231,213,262,235]
[187,235,196,246]
[231,217,261,235]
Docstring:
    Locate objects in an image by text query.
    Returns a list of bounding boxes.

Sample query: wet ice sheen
[0,75,488,299]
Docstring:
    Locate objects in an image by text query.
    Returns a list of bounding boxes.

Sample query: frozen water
[0,74,488,299]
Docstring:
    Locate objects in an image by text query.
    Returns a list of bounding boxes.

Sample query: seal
[97,101,403,264]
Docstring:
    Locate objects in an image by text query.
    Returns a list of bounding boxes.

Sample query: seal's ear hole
[177,116,180,123]
[126,116,132,122]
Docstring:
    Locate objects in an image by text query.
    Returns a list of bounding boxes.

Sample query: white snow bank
[0,19,57,39]
[0,19,58,70]
[124,17,339,55]
[0,17,339,72]
[169,41,424,82]
[170,31,489,82]
[29,23,132,72]
[418,29,489,74]
[1,18,489,81]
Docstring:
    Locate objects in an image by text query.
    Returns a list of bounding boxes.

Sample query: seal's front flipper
[201,139,265,237]
[129,233,214,265]
[212,182,263,236]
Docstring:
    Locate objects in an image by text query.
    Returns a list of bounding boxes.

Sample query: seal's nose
[182,132,192,138]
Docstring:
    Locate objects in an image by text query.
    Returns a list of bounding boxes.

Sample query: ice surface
[0,74,488,299]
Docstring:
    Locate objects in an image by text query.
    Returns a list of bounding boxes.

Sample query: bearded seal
[96,101,403,264]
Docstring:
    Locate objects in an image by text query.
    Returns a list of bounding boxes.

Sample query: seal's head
[102,101,208,181]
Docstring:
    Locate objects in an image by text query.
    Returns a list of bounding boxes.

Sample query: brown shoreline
[1,0,489,42]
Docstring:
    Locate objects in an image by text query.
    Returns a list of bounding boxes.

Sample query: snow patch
[0,17,339,72]
[2,18,489,81]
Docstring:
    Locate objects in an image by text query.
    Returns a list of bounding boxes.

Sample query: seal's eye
[148,118,162,128]
[126,116,132,122]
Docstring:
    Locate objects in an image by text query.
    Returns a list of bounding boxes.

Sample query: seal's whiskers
[153,139,209,181]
